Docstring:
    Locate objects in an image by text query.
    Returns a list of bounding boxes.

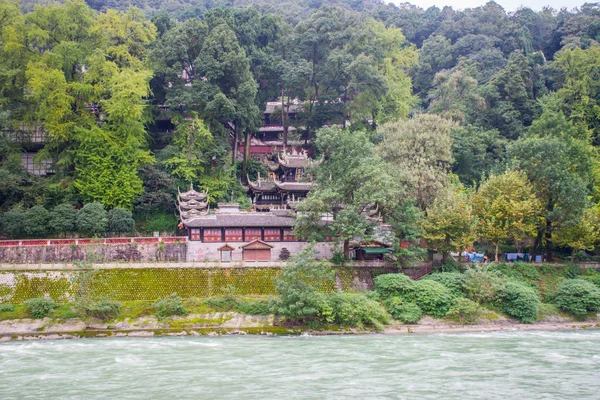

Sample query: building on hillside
[247,149,318,211]
[178,185,333,262]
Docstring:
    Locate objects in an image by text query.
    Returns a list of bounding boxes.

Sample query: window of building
[264,228,281,242]
[283,228,296,242]
[225,228,243,242]
[190,229,201,241]
[204,228,222,242]
[245,228,261,241]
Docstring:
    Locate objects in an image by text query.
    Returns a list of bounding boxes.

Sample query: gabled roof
[240,239,274,250]
[217,244,235,251]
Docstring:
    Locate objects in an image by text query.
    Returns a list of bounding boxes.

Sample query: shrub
[409,280,455,318]
[0,303,15,312]
[581,270,600,288]
[511,262,541,282]
[24,205,50,237]
[565,264,582,279]
[422,272,465,297]
[2,208,24,238]
[77,202,108,235]
[108,207,135,234]
[153,293,188,317]
[491,262,540,283]
[553,279,600,316]
[78,300,121,320]
[205,296,272,315]
[447,298,482,325]
[373,273,414,298]
[236,298,272,315]
[321,292,390,330]
[50,203,78,236]
[384,297,422,324]
[273,245,334,320]
[24,297,57,319]
[463,266,507,304]
[497,281,539,323]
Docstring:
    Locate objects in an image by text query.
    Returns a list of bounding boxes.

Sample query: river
[1,331,599,399]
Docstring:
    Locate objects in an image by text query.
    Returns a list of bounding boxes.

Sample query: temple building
[247,149,318,211]
[177,184,332,262]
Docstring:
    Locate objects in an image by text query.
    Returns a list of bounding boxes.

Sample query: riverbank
[1,313,598,341]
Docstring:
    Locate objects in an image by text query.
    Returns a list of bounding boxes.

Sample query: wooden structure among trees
[247,149,317,211]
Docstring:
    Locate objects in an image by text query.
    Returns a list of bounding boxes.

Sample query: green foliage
[2,208,25,238]
[497,281,539,323]
[153,293,189,317]
[295,127,399,257]
[489,262,540,284]
[373,273,414,299]
[205,296,272,315]
[384,297,422,323]
[377,114,456,210]
[108,207,135,234]
[463,266,507,304]
[24,297,57,319]
[375,273,454,318]
[473,171,540,261]
[0,303,15,312]
[321,292,390,330]
[421,184,477,260]
[410,280,455,318]
[447,297,483,325]
[553,279,600,316]
[272,245,334,319]
[423,272,465,297]
[77,202,108,235]
[50,203,78,236]
[78,300,121,320]
[23,205,50,237]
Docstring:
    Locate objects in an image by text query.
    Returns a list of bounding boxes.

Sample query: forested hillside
[1,0,600,261]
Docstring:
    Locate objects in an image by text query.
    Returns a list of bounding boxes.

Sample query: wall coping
[0,237,188,247]
[0,261,396,271]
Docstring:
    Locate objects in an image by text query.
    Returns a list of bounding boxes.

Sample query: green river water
[1,331,599,399]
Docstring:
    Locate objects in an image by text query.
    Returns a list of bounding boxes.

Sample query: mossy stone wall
[0,266,399,303]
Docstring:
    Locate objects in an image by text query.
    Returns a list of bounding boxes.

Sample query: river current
[1,331,599,399]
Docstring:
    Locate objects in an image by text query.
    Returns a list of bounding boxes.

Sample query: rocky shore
[1,313,598,341]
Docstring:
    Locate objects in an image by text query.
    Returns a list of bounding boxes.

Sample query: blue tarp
[465,252,485,262]
[505,253,530,262]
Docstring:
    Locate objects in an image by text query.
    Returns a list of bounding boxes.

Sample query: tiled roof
[274,181,314,192]
[183,212,296,228]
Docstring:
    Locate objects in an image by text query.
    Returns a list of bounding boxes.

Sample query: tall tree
[509,98,597,260]
[472,170,541,262]
[377,114,456,210]
[295,127,399,259]
[421,183,477,263]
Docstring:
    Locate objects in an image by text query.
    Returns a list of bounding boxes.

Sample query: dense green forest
[1,0,600,261]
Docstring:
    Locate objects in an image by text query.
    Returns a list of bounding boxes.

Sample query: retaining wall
[0,265,399,303]
[0,239,187,263]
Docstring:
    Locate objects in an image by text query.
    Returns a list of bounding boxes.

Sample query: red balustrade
[49,239,77,245]
[0,236,187,247]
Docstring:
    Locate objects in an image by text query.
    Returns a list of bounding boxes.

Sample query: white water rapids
[1,331,600,399]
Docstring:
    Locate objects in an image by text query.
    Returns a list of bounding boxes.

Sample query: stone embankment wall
[0,238,187,263]
[0,265,399,303]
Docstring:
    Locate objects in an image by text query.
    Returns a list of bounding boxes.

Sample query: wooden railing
[405,263,435,280]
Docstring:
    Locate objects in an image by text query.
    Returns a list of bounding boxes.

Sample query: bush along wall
[0,267,398,303]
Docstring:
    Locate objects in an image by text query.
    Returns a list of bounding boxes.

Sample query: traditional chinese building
[247,149,318,211]
[177,185,332,262]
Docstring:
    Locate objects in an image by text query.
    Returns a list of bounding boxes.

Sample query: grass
[0,295,275,322]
